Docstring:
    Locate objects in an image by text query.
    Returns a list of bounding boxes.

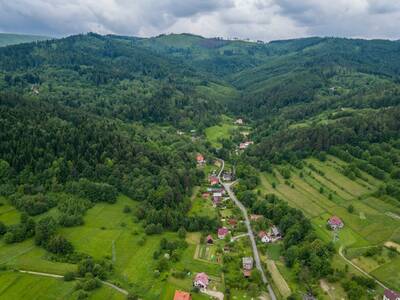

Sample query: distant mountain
[0,33,51,47]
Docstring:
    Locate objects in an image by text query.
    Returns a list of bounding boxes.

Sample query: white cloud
[0,0,399,40]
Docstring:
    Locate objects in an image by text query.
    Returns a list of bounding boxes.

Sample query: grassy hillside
[257,155,400,290]
[0,33,50,47]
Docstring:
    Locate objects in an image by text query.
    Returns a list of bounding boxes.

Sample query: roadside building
[384,289,400,300]
[258,231,271,243]
[206,235,214,244]
[250,214,263,222]
[193,272,209,289]
[196,154,205,165]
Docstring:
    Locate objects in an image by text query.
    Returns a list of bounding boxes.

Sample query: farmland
[257,155,400,291]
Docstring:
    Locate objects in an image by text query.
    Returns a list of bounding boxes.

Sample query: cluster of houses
[327,216,344,230]
[258,225,282,244]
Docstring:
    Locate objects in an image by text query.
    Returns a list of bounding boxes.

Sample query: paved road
[217,160,277,300]
[19,270,129,296]
[338,246,388,290]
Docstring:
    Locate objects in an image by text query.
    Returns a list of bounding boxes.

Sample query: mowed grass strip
[306,158,369,197]
[205,122,237,148]
[371,255,400,290]
[266,260,291,298]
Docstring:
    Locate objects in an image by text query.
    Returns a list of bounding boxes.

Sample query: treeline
[246,107,400,166]
[0,93,205,232]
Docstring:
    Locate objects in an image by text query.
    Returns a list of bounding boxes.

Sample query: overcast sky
[0,0,399,41]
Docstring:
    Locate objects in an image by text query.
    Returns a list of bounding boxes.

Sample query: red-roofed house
[243,269,251,278]
[228,219,237,227]
[328,216,344,230]
[218,227,229,239]
[384,289,400,300]
[193,272,209,289]
[258,231,271,243]
[196,154,205,165]
[174,290,192,300]
[209,176,219,186]
[202,192,210,199]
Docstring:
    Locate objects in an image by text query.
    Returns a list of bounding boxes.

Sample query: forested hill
[0,33,50,47]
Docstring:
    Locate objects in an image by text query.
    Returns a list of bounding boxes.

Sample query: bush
[0,221,6,235]
[123,205,132,213]
[64,271,76,281]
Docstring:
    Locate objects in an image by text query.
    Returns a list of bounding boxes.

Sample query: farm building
[174,290,192,300]
[206,235,214,244]
[242,257,254,270]
[384,289,400,300]
[222,171,234,181]
[193,272,209,289]
[250,214,263,221]
[196,154,205,165]
[327,216,344,230]
[218,227,229,239]
[272,226,281,237]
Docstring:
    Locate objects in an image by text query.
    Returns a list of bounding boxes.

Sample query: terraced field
[258,155,400,290]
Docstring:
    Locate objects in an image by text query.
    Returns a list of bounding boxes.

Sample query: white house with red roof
[328,216,344,230]
[218,227,229,239]
[193,272,209,289]
[384,289,400,300]
[258,231,271,243]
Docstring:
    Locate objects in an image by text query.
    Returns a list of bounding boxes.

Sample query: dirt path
[231,233,248,241]
[18,269,129,296]
[201,288,224,300]
[338,246,388,290]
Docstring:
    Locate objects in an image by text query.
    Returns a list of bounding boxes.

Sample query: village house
[228,218,237,227]
[193,272,209,289]
[202,192,210,199]
[243,269,252,278]
[327,216,344,230]
[242,257,254,270]
[209,176,219,186]
[213,192,222,205]
[239,141,254,150]
[234,118,244,125]
[196,154,205,165]
[384,289,400,300]
[258,231,271,243]
[206,234,214,244]
[218,227,229,239]
[222,171,234,182]
[174,290,192,300]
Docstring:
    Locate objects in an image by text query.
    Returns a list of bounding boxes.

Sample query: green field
[205,117,238,148]
[258,155,400,290]
[0,271,125,300]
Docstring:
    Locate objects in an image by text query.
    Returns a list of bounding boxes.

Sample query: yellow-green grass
[370,255,400,289]
[160,279,210,300]
[266,260,291,298]
[306,158,370,197]
[0,239,76,274]
[0,270,125,300]
[205,122,237,148]
[189,197,217,219]
[0,203,21,225]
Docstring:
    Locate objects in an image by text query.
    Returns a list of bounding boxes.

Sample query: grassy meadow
[257,155,400,290]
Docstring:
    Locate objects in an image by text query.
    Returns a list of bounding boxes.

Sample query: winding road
[217,159,277,300]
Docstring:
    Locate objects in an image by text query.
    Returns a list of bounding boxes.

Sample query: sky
[0,0,400,41]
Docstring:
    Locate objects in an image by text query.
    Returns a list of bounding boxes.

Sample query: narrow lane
[217,159,277,300]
